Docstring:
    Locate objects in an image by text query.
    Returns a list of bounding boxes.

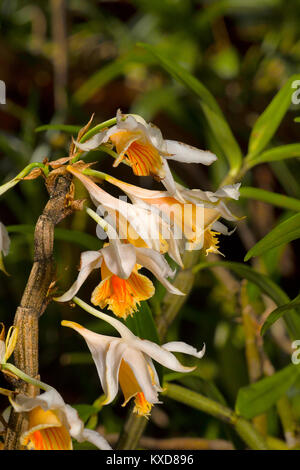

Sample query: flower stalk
[71,117,118,163]
[0,162,49,196]
[1,363,50,392]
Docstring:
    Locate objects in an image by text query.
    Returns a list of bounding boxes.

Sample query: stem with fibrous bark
[4,168,73,450]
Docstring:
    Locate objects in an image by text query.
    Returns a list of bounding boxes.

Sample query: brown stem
[4,168,73,450]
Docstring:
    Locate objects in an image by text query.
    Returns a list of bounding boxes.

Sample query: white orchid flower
[74,110,217,200]
[67,165,183,266]
[0,222,10,275]
[9,387,111,450]
[95,174,241,253]
[62,300,205,417]
[175,182,241,222]
[56,243,184,319]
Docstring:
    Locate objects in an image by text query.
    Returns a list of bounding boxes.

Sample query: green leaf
[248,75,300,158]
[245,212,300,260]
[236,364,300,419]
[72,404,99,423]
[125,301,160,344]
[138,42,242,173]
[193,261,300,339]
[270,161,300,199]
[239,187,300,212]
[246,143,300,169]
[35,124,81,134]
[7,225,101,250]
[73,51,153,105]
[261,293,300,335]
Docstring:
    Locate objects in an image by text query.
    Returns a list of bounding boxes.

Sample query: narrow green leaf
[245,213,300,261]
[7,225,101,250]
[73,51,153,105]
[247,143,300,169]
[138,42,242,173]
[261,293,300,335]
[270,161,300,199]
[125,301,160,344]
[248,75,300,158]
[193,261,300,339]
[240,187,300,212]
[236,364,300,419]
[35,124,81,134]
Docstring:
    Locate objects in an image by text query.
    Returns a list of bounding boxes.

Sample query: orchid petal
[132,338,196,373]
[147,123,166,151]
[161,160,186,202]
[122,349,159,404]
[55,251,102,302]
[80,428,112,450]
[214,183,241,200]
[135,247,184,296]
[165,140,217,165]
[144,355,163,392]
[68,167,163,249]
[106,175,167,200]
[135,247,175,278]
[101,241,136,279]
[217,201,241,221]
[162,341,206,359]
[11,388,65,414]
[75,127,113,151]
[104,340,128,404]
[117,111,143,130]
[211,220,236,235]
[181,184,240,204]
[61,321,117,395]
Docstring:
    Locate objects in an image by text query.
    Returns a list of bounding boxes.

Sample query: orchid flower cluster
[57,110,241,318]
[0,110,241,450]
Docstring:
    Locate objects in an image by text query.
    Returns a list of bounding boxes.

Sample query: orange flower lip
[91,261,155,319]
[119,359,153,417]
[21,407,72,450]
[110,133,164,177]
